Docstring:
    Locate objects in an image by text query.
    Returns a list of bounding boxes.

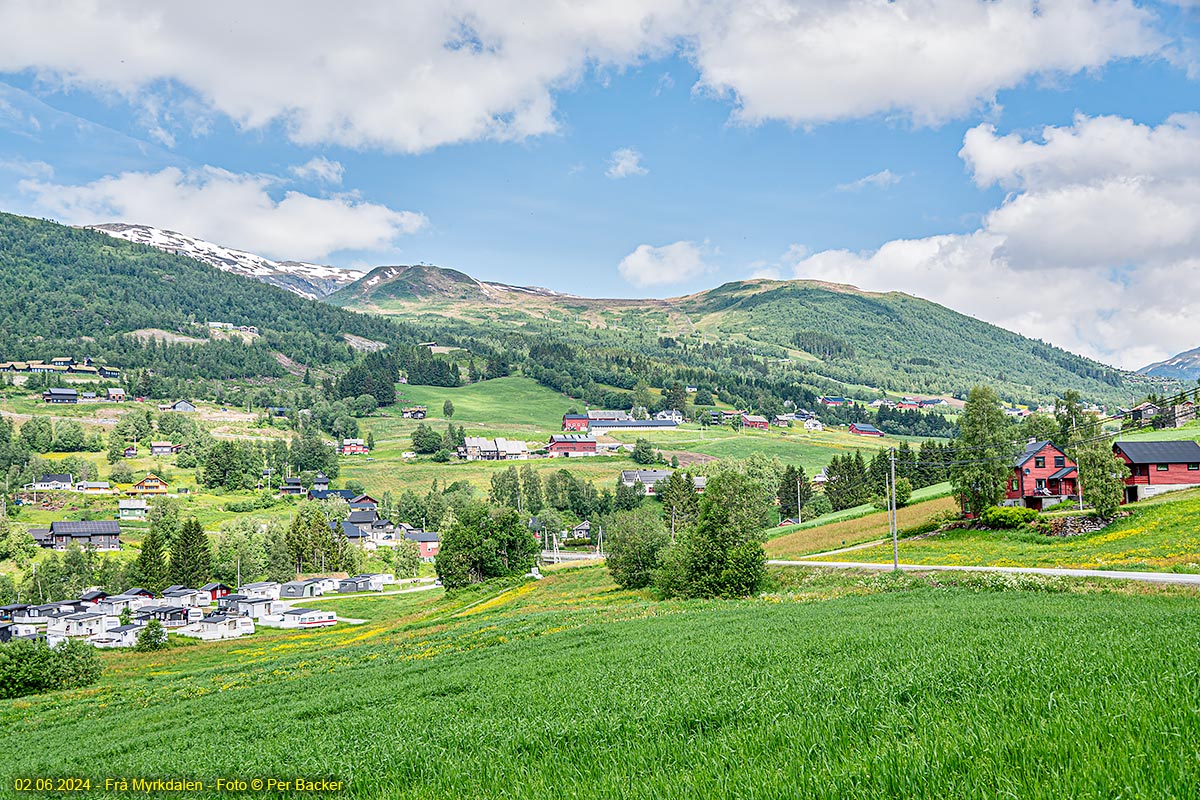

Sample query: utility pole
[890,447,899,571]
[796,477,803,524]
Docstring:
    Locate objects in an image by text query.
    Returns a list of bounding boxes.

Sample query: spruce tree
[169,518,212,588]
[131,528,170,594]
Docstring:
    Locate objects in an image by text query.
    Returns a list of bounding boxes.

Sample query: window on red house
[1157,464,1169,471]
[1054,456,1065,468]
[1035,457,1045,468]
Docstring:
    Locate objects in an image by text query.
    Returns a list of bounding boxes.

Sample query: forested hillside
[0,213,425,379]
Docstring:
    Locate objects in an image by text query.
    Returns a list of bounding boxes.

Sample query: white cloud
[18,166,427,262]
[619,240,714,287]
[290,156,345,184]
[0,1,1167,152]
[836,169,902,192]
[788,114,1200,370]
[606,147,648,179]
[748,243,808,279]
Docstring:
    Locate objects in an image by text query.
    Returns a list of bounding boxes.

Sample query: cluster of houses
[461,437,529,461]
[206,321,259,334]
[280,476,441,557]
[0,577,376,647]
[24,472,169,497]
[1002,438,1200,510]
[3,356,121,379]
[401,406,427,419]
[867,396,952,411]
[43,387,126,404]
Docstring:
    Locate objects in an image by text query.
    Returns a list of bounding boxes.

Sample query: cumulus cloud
[619,240,714,287]
[0,1,1167,152]
[19,166,427,262]
[788,114,1200,369]
[290,156,345,184]
[836,169,902,192]
[605,147,648,179]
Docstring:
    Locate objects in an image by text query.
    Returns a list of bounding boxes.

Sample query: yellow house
[129,473,169,495]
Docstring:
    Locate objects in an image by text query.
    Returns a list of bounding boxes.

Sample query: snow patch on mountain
[85,223,364,299]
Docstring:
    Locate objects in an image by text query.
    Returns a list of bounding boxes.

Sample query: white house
[804,419,824,432]
[98,594,154,616]
[238,581,281,601]
[234,597,280,619]
[179,615,255,641]
[30,473,73,492]
[46,612,113,640]
[90,623,143,649]
[161,588,211,608]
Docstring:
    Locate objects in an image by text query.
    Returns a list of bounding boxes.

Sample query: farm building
[158,400,198,413]
[741,414,769,430]
[619,470,706,495]
[587,419,680,433]
[1113,440,1200,504]
[562,413,590,431]
[42,387,78,404]
[849,423,885,437]
[149,441,185,456]
[107,388,126,402]
[548,434,597,457]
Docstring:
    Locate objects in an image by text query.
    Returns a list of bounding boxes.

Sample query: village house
[279,579,326,599]
[404,529,441,561]
[819,396,848,407]
[30,473,73,491]
[46,612,113,643]
[79,392,98,403]
[741,413,769,431]
[279,476,306,496]
[135,605,204,628]
[44,520,121,552]
[158,399,198,413]
[308,488,356,502]
[311,472,330,492]
[107,388,126,402]
[74,481,113,495]
[201,583,232,602]
[340,438,369,455]
[804,418,824,432]
[123,445,138,459]
[42,387,78,404]
[548,434,597,457]
[654,409,685,424]
[97,594,153,616]
[238,581,282,601]
[1005,440,1078,510]
[79,590,109,605]
[179,614,255,641]
[118,498,148,520]
[162,587,210,608]
[462,437,529,461]
[90,623,143,649]
[1113,440,1200,504]
[401,406,427,419]
[849,423,885,437]
[562,413,590,431]
[149,441,185,456]
[349,494,379,510]
[123,587,156,599]
[129,474,168,495]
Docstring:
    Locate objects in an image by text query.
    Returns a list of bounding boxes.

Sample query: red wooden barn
[548,434,597,457]
[562,413,590,432]
[848,423,885,437]
[741,414,769,431]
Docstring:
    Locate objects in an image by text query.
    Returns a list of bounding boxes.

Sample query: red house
[741,414,769,430]
[404,530,441,561]
[1007,440,1077,510]
[562,413,590,432]
[201,582,232,602]
[1113,440,1200,504]
[340,438,369,455]
[849,423,885,437]
[548,434,597,457]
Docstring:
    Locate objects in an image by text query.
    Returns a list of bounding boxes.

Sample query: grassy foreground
[823,491,1200,573]
[4,566,1200,798]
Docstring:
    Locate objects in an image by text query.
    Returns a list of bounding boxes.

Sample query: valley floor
[5,564,1200,799]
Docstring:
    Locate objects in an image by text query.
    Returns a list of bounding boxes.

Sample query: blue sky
[0,1,1199,368]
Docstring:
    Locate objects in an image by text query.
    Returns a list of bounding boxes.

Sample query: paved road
[768,559,1200,586]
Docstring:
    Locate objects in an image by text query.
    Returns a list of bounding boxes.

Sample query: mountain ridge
[1139,346,1200,380]
[85,223,363,300]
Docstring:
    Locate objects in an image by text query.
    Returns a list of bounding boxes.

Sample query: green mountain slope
[0,212,421,379]
[331,264,1145,404]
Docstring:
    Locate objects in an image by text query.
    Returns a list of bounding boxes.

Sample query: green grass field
[767,493,960,559]
[4,565,1200,798]
[820,490,1200,572]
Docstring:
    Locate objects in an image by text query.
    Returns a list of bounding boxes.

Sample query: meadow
[766,493,959,559]
[821,490,1200,573]
[4,564,1200,799]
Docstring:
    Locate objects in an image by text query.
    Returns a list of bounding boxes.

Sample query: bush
[605,509,669,590]
[135,619,168,652]
[0,638,103,699]
[978,505,1039,529]
[560,537,592,547]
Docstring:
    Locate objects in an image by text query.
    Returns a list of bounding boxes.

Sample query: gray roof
[1114,440,1200,464]
[1048,467,1078,480]
[587,419,678,429]
[1014,441,1065,468]
[404,529,440,543]
[347,509,377,524]
[50,520,120,536]
[37,474,73,484]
